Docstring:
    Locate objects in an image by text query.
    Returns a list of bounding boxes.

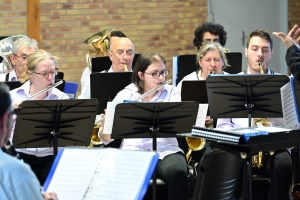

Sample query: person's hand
[12,103,19,109]
[205,116,213,128]
[273,24,300,48]
[42,192,58,200]
[100,109,106,128]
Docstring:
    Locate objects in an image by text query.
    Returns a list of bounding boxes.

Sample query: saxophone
[252,61,271,168]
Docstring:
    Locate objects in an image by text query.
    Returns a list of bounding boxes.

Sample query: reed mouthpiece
[124,64,128,72]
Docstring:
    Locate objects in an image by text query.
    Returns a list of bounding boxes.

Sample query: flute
[94,79,172,125]
[17,80,63,105]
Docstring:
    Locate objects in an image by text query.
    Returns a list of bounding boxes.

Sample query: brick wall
[1,1,299,96]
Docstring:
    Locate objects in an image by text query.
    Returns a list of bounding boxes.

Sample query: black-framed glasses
[143,69,170,79]
[202,39,220,43]
[110,50,134,57]
[13,54,29,61]
[33,68,59,78]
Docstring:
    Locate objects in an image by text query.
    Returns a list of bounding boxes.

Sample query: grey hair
[196,41,229,70]
[11,37,38,54]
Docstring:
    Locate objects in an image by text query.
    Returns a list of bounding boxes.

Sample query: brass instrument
[124,64,128,72]
[0,35,28,73]
[251,62,270,168]
[186,137,206,163]
[223,47,230,53]
[258,61,264,74]
[84,28,114,71]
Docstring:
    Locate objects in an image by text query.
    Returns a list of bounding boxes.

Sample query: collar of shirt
[247,68,274,74]
[9,69,18,81]
[108,66,133,72]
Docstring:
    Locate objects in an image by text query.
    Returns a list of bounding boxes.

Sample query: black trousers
[19,152,54,186]
[156,152,189,200]
[253,150,292,200]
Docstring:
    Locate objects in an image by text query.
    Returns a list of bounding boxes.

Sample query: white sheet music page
[103,102,121,134]
[45,148,105,200]
[280,82,299,129]
[195,104,208,127]
[83,148,157,200]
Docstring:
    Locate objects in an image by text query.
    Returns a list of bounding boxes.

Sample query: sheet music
[83,148,157,200]
[103,102,121,134]
[45,148,158,200]
[45,149,105,199]
[195,104,208,127]
[280,82,299,129]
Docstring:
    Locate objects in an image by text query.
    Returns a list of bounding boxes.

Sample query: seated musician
[9,49,69,185]
[78,30,127,99]
[217,29,292,200]
[177,41,229,128]
[98,50,190,200]
[0,36,38,81]
[0,83,58,200]
[273,24,300,82]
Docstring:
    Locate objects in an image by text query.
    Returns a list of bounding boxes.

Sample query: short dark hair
[193,22,227,50]
[132,51,166,94]
[246,29,273,50]
[0,83,12,119]
[110,31,126,38]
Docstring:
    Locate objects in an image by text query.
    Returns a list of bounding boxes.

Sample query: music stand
[13,99,98,158]
[111,102,199,200]
[91,54,140,73]
[90,72,132,114]
[181,80,208,103]
[206,74,289,200]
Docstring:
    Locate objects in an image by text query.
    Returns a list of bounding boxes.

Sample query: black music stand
[110,102,199,200]
[13,99,98,158]
[90,72,132,114]
[91,54,140,73]
[206,74,289,200]
[181,80,208,103]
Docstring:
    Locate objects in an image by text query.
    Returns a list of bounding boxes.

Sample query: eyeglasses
[143,69,170,79]
[33,68,59,78]
[111,50,134,57]
[13,54,29,61]
[202,39,220,43]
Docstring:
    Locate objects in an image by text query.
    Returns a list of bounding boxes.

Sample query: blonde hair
[196,41,229,70]
[20,49,60,83]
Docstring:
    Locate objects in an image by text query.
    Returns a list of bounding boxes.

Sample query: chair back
[193,150,243,200]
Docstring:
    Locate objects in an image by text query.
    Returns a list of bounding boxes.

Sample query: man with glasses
[78,31,127,99]
[193,22,228,50]
[0,36,38,81]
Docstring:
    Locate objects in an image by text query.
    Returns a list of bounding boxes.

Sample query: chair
[192,150,243,200]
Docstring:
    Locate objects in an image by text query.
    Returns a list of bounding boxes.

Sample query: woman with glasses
[98,50,190,200]
[9,49,69,185]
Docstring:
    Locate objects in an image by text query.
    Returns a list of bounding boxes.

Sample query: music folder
[43,147,159,200]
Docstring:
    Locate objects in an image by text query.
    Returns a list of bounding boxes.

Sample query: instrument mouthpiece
[124,64,128,72]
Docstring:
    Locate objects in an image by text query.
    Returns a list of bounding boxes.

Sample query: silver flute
[95,79,172,124]
[21,80,63,103]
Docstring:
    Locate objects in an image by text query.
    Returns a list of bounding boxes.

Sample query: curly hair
[193,22,227,50]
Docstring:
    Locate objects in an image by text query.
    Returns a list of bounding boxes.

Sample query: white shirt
[0,150,43,200]
[101,83,182,159]
[217,69,283,129]
[0,69,18,81]
[176,70,229,92]
[10,80,69,156]
[78,66,115,99]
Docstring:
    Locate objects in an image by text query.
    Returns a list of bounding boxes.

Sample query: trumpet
[94,79,172,125]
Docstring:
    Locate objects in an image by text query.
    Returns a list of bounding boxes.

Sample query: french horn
[83,28,114,71]
[0,35,29,73]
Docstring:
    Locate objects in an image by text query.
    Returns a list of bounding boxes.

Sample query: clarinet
[1,140,20,159]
